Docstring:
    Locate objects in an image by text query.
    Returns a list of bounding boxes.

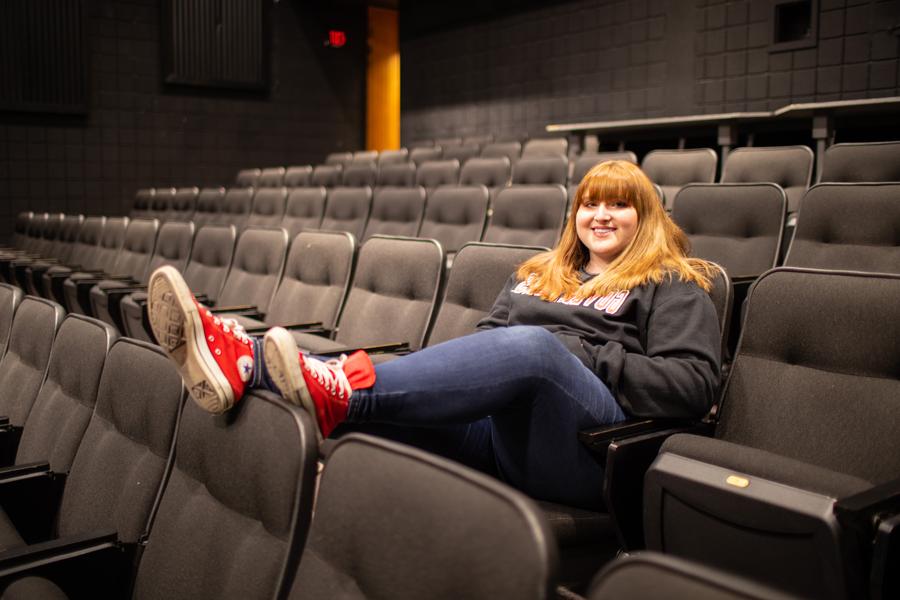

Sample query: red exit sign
[327,30,346,48]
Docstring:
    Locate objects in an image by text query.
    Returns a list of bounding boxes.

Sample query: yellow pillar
[366,7,400,151]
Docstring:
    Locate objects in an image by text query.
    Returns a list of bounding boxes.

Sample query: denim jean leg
[350,326,625,508]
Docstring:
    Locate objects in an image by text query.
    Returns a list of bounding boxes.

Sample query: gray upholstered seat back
[147,221,194,274]
[183,225,236,303]
[131,189,155,219]
[132,390,318,600]
[672,183,786,279]
[377,148,409,166]
[706,262,733,360]
[312,164,343,187]
[363,186,427,241]
[459,157,512,188]
[418,185,490,254]
[641,149,718,210]
[0,284,22,357]
[325,152,353,167]
[265,231,356,329]
[721,146,813,214]
[409,147,442,166]
[820,141,900,183]
[218,187,254,231]
[415,159,459,192]
[785,183,900,273]
[522,136,568,158]
[216,227,289,313]
[441,143,480,165]
[0,297,64,427]
[258,166,286,187]
[571,152,639,185]
[55,215,84,263]
[110,219,159,281]
[483,185,567,248]
[235,168,260,187]
[168,187,199,222]
[481,141,522,163]
[512,155,568,185]
[34,213,63,257]
[342,162,378,187]
[11,212,32,249]
[150,188,174,221]
[716,268,900,484]
[93,217,129,272]
[248,187,288,229]
[428,242,544,346]
[284,165,312,187]
[56,338,183,543]
[16,315,117,472]
[320,187,373,242]
[193,187,226,229]
[335,236,444,350]
[283,187,327,239]
[65,216,105,270]
[377,162,416,187]
[289,434,558,600]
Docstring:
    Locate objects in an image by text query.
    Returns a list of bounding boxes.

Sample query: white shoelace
[213,314,251,345]
[304,354,352,399]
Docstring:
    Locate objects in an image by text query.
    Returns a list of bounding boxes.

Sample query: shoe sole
[264,327,323,443]
[148,266,233,413]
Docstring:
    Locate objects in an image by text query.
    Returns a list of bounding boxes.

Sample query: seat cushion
[661,434,872,499]
[0,507,25,551]
[2,576,70,600]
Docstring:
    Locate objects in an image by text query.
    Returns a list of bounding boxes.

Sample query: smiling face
[575,196,639,273]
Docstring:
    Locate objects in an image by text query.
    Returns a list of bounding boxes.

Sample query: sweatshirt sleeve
[584,289,721,419]
[476,274,515,330]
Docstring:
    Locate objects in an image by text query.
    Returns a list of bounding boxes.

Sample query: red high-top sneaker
[148,266,255,413]
[263,327,375,441]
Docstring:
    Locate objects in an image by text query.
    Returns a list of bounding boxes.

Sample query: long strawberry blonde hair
[517,160,714,301]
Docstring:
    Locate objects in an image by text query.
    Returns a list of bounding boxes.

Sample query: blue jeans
[340,326,626,509]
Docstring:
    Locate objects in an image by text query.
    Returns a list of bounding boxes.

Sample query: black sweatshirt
[477,273,721,419]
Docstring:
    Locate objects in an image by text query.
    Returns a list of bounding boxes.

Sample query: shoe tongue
[342,350,376,389]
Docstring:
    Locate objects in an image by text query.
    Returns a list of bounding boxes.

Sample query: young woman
[148,160,720,509]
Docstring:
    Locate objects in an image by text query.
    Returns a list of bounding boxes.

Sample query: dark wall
[401,0,900,143]
[0,0,365,237]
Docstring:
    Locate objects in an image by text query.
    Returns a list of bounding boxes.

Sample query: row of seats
[0,265,894,599]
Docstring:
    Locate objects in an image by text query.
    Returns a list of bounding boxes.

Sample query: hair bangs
[575,161,641,210]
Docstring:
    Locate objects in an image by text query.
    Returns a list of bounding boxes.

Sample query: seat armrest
[0,425,24,468]
[601,421,713,551]
[209,304,257,313]
[0,464,66,544]
[0,462,51,482]
[579,418,694,460]
[317,341,410,357]
[0,416,8,427]
[244,321,324,335]
[100,285,147,298]
[835,477,900,521]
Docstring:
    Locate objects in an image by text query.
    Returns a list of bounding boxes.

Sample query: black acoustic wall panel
[0,0,87,114]
[162,0,269,90]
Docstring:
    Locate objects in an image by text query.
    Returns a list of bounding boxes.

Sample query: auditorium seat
[27,216,104,298]
[376,162,417,187]
[8,214,82,291]
[282,187,327,239]
[288,236,443,355]
[0,296,64,441]
[672,183,785,280]
[284,165,313,187]
[90,221,194,333]
[226,230,356,335]
[415,159,460,194]
[130,188,155,219]
[121,225,236,342]
[819,140,900,183]
[644,267,900,600]
[167,187,199,222]
[568,151,639,205]
[63,219,158,315]
[191,187,226,229]
[720,146,813,219]
[482,185,567,248]
[311,164,343,188]
[459,156,511,202]
[426,242,545,346]
[2,212,32,253]
[377,148,409,165]
[641,149,718,211]
[288,433,558,600]
[441,142,480,165]
[587,553,791,600]
[434,136,462,147]
[319,186,373,242]
[325,152,353,167]
[258,166,286,187]
[522,136,568,158]
[342,161,378,187]
[211,226,289,318]
[5,315,116,471]
[463,134,494,148]
[235,168,261,187]
[149,187,175,222]
[481,141,521,163]
[512,155,568,185]
[417,185,490,261]
[362,186,427,241]
[247,187,288,229]
[0,284,22,358]
[353,149,379,162]
[784,183,900,273]
[216,187,254,231]
[410,146,443,166]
